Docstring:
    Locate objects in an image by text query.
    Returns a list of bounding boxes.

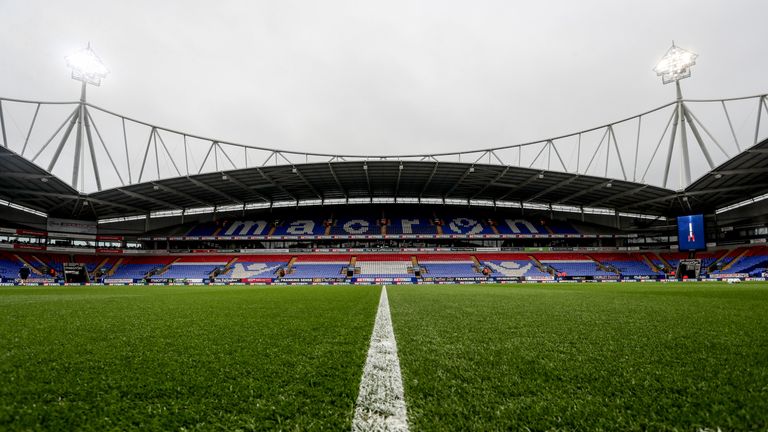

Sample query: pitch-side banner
[47,218,97,235]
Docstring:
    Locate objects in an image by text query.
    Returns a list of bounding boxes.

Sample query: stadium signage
[47,217,97,236]
[13,243,46,251]
[95,248,122,254]
[104,278,134,284]
[713,273,748,279]
[17,229,47,237]
[142,233,636,241]
[493,276,522,282]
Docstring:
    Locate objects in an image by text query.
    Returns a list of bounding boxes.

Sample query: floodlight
[654,42,697,84]
[65,44,109,86]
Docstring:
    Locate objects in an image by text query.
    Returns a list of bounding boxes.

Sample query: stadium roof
[2,137,767,220]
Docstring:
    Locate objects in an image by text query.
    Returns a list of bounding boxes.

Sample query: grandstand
[0,76,766,285]
[0,35,767,432]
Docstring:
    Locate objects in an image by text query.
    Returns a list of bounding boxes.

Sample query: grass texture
[388,282,768,431]
[0,285,379,431]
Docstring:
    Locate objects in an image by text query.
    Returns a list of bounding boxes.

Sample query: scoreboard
[677,214,705,251]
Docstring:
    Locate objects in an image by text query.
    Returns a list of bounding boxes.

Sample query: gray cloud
[0,0,766,192]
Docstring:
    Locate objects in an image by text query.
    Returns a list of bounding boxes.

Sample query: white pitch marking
[352,285,409,432]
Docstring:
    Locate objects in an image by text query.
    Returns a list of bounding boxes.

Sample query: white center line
[352,285,409,432]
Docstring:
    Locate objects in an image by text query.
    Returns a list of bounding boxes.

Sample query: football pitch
[1,283,767,431]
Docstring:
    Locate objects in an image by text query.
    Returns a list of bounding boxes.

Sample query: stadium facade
[0,88,767,285]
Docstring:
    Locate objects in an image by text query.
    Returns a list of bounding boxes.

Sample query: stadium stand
[472,253,547,278]
[589,253,660,277]
[283,255,350,279]
[110,257,175,280]
[0,253,22,280]
[1,246,768,282]
[535,253,617,278]
[384,215,437,235]
[712,246,768,276]
[329,217,380,236]
[437,215,495,235]
[271,219,325,236]
[177,215,585,237]
[416,254,479,278]
[158,256,229,280]
[218,255,290,280]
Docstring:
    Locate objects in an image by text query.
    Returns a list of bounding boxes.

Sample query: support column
[72,82,87,188]
[677,82,692,187]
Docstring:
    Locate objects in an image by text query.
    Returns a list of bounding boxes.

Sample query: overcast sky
[0,0,766,191]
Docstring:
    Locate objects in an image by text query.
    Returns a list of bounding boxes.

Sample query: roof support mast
[64,43,109,191]
[654,42,710,189]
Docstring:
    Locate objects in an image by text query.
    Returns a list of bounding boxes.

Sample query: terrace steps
[410,256,422,278]
[31,255,48,268]
[13,254,44,275]
[655,253,672,272]
[211,257,238,278]
[705,250,729,272]
[150,258,180,278]
[107,258,124,276]
[528,255,553,276]
[267,226,277,236]
[587,254,620,275]
[641,253,660,273]
[286,257,298,273]
[722,248,751,271]
[92,257,111,275]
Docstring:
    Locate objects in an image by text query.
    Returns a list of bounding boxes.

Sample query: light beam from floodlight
[65,43,109,86]
[654,42,697,85]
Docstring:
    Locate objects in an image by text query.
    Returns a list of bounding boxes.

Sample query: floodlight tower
[654,42,698,188]
[64,44,109,190]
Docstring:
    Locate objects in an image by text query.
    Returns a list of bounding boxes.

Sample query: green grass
[0,284,380,431]
[388,282,768,431]
[3,282,768,431]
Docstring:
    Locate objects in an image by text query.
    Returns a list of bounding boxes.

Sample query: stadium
[2,5,768,431]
